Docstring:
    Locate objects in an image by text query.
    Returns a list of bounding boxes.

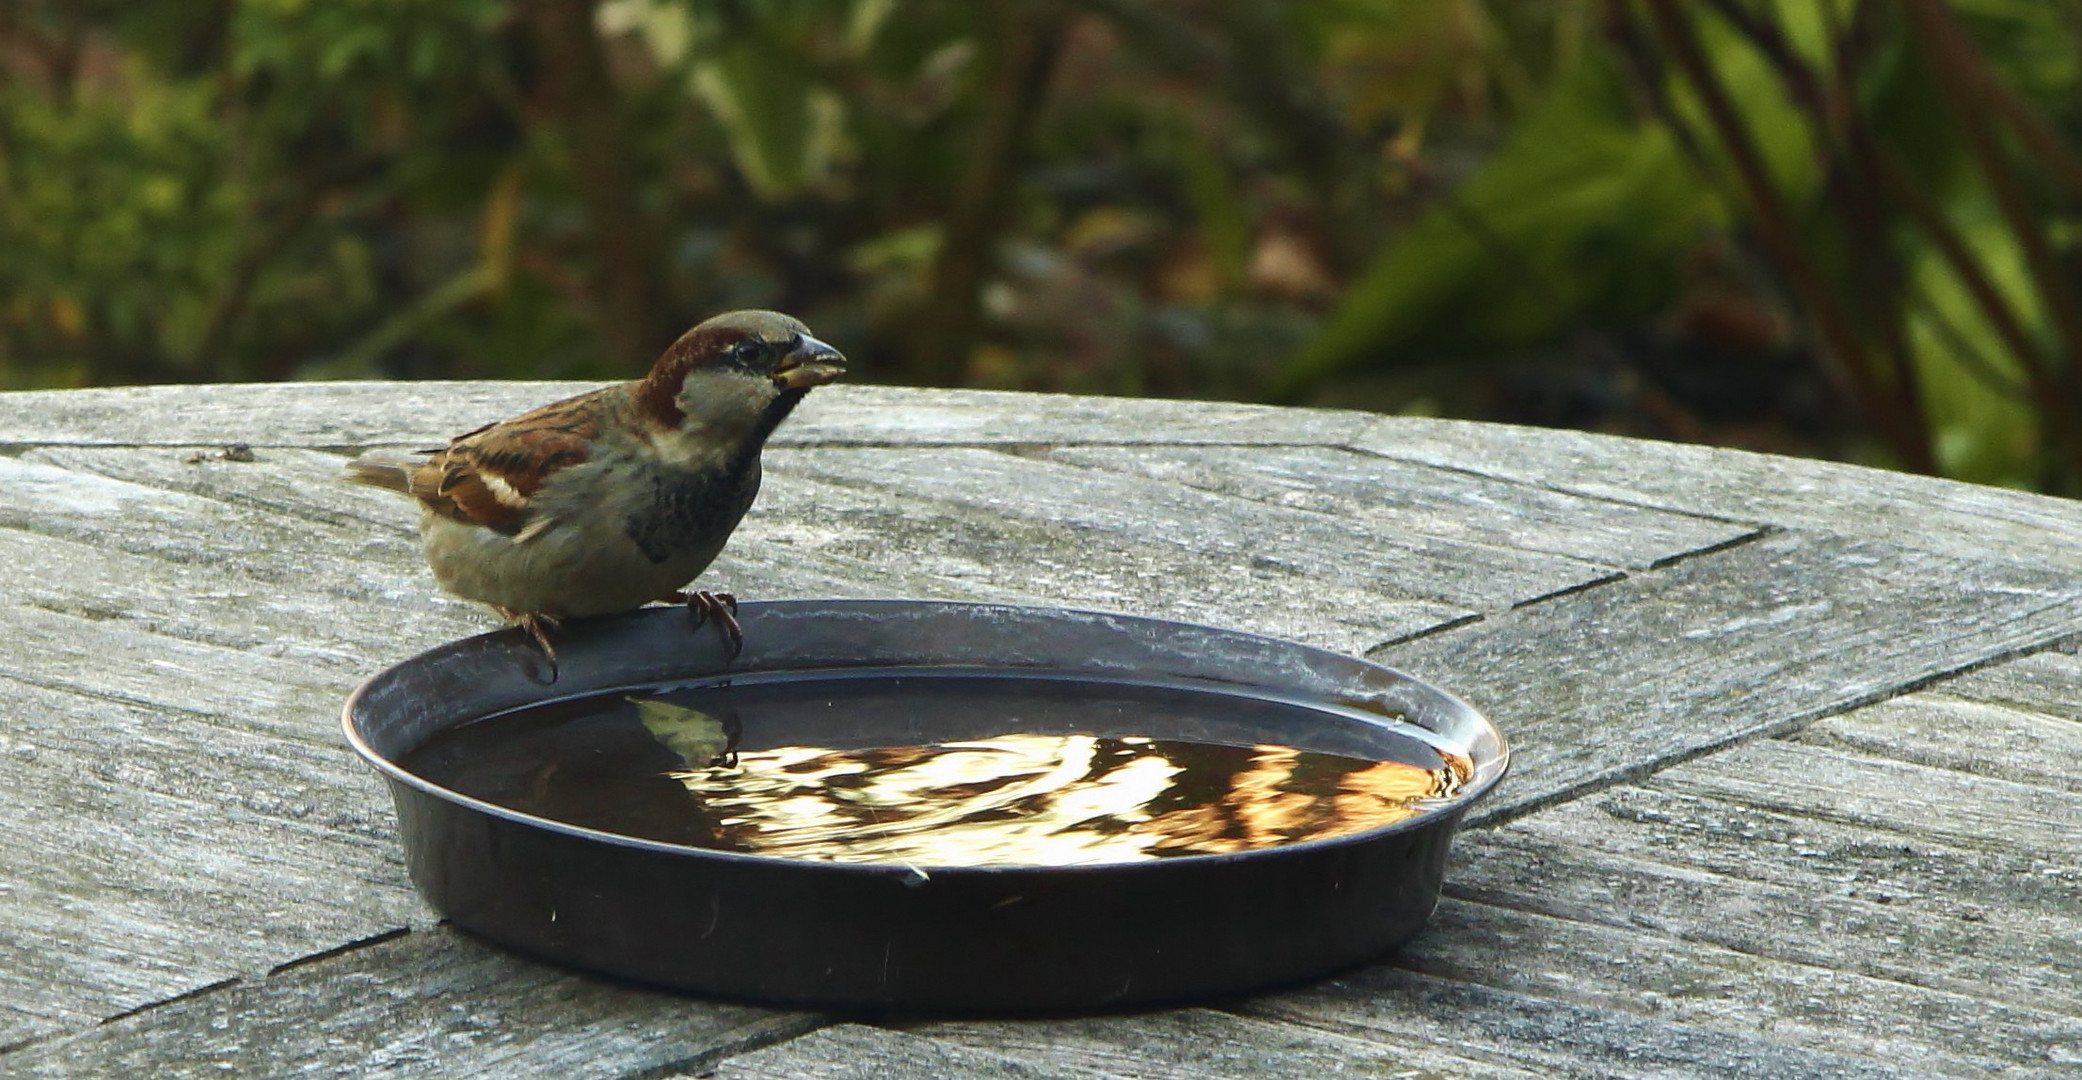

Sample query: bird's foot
[497,607,562,680]
[659,590,742,658]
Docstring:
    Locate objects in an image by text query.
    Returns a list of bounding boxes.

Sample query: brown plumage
[344,309,845,660]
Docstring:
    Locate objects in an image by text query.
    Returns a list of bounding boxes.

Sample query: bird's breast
[623,459,762,566]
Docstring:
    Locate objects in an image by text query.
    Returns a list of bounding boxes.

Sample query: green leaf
[1280,52,1716,393]
[1906,217,2043,487]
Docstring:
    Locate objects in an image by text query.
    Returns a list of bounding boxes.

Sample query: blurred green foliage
[3,1,2081,490]
[1292,0,2082,492]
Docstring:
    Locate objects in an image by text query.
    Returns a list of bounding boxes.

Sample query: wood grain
[712,1025,1062,1080]
[0,675,418,1034]
[1244,965,1923,1080]
[1047,443,1752,570]
[1448,827,2082,1015]
[4,382,2081,1078]
[18,446,1046,615]
[0,928,811,1079]
[1405,661,2082,1077]
[771,447,1618,610]
[1373,529,2082,820]
[1508,784,2080,940]
[25,444,1464,655]
[1352,414,2082,572]
[1647,738,2082,856]
[756,453,1469,652]
[1789,692,2082,795]
[1928,641,2082,723]
[911,1010,1551,1080]
[0,383,1373,450]
[1384,896,2080,1077]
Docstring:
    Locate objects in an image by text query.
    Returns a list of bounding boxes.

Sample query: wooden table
[1,381,2078,1079]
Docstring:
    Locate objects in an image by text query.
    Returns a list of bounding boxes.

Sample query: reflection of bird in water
[633,698,743,769]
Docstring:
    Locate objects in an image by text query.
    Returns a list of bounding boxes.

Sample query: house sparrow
[344,309,844,664]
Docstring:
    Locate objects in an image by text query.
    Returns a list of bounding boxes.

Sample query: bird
[342,309,845,666]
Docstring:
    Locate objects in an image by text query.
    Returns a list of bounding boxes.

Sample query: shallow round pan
[343,600,1508,1014]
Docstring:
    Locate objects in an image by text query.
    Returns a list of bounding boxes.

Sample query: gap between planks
[1451,630,2082,833]
[1387,568,2082,830]
[1355,525,1782,667]
[1341,438,1765,529]
[1,922,839,1080]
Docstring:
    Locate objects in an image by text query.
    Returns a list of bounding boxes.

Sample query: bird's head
[636,310,846,451]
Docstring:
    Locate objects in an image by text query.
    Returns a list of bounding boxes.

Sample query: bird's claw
[660,590,743,658]
[500,608,562,681]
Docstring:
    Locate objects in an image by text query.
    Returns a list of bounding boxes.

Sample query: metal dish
[343,600,1508,1013]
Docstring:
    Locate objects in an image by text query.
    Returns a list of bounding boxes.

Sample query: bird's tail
[340,450,427,494]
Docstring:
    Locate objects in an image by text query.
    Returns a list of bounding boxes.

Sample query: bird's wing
[409,388,613,539]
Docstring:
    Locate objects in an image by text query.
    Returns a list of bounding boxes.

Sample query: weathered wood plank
[0,381,594,449]
[7,381,2081,1080]
[1397,898,2082,1076]
[1647,738,2082,858]
[1,524,475,674]
[0,600,366,747]
[755,455,1468,653]
[84,433,1468,654]
[787,386,1375,448]
[910,1010,1551,1080]
[30,444,457,535]
[1447,828,2081,1015]
[711,1026,1061,1080]
[1929,642,2082,724]
[0,383,1373,450]
[1351,415,2082,571]
[0,453,456,620]
[31,444,1463,656]
[715,1017,1549,1080]
[18,446,1047,616]
[770,447,1618,610]
[1507,785,2081,932]
[1790,693,2082,796]
[0,675,419,1032]
[1047,444,1752,570]
[23,444,1459,656]
[0,927,812,1079]
[1371,529,2082,820]
[1282,898,2082,1078]
[1242,965,1921,1080]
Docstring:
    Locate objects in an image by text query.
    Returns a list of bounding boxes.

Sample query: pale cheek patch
[667,371,776,464]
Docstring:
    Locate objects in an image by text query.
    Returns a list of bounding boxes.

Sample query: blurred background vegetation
[5,0,2082,492]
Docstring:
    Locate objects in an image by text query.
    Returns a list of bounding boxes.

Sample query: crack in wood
[1365,613,1486,653]
[95,978,244,1029]
[1645,524,1779,569]
[266,927,415,977]
[1505,570,1629,610]
[1340,441,1762,528]
[1462,620,2082,832]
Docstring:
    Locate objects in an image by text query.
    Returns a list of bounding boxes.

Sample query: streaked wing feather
[406,387,616,536]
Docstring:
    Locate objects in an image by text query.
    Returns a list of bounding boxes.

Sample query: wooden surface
[1,382,2077,1079]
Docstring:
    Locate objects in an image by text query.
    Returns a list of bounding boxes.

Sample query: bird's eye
[729,340,763,367]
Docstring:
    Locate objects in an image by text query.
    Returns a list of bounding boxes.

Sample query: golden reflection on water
[669,733,1469,867]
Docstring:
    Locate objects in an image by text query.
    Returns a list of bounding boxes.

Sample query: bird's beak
[772,335,847,391]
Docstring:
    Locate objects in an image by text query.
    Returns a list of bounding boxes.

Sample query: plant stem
[1641,0,1933,471]
[522,0,675,369]
[912,0,1069,386]
[1901,0,2082,486]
